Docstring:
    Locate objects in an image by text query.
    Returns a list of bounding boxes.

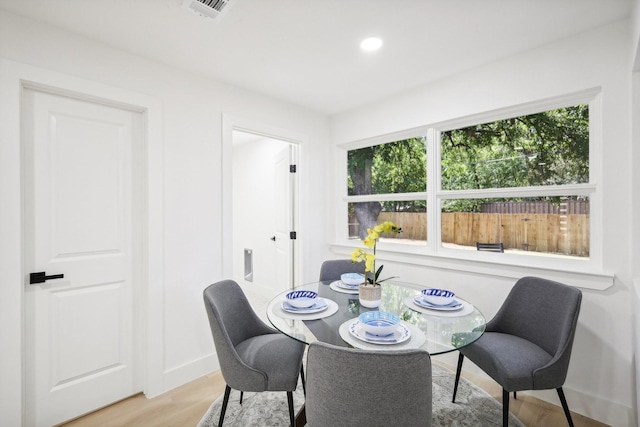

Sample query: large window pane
[348,201,427,244]
[441,196,590,258]
[348,137,426,196]
[441,106,589,190]
[347,137,427,243]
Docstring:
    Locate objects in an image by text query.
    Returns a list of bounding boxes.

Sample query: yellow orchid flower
[381,221,400,234]
[363,235,376,248]
[364,253,376,272]
[351,221,402,283]
[350,248,365,263]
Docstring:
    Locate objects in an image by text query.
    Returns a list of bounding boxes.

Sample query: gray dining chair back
[318,259,365,282]
[203,279,305,427]
[305,341,432,427]
[453,276,582,427]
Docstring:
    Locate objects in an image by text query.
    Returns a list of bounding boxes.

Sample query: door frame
[0,59,165,426]
[222,114,305,287]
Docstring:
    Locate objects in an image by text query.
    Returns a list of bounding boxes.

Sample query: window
[344,96,595,261]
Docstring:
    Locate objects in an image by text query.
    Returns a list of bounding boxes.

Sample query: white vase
[359,284,382,308]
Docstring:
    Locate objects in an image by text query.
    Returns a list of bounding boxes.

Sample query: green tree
[348,138,426,238]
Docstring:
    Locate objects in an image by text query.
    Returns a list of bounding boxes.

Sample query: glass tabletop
[266,280,486,355]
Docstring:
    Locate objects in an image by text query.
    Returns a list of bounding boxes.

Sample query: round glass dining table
[266,280,486,355]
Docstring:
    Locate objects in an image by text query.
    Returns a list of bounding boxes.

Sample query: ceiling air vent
[182,0,236,21]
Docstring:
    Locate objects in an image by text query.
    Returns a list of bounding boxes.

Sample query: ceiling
[0,0,634,115]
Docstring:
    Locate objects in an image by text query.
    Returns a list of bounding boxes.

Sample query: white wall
[330,19,635,427]
[0,9,331,425]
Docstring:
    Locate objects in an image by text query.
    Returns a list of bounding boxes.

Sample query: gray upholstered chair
[305,341,432,427]
[203,280,305,427]
[318,259,365,282]
[452,276,582,427]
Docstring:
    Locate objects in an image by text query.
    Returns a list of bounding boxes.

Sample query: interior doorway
[231,130,298,295]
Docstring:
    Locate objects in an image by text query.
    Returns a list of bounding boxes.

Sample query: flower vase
[359,283,382,308]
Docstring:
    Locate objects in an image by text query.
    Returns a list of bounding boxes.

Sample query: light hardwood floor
[60,362,610,427]
[60,371,225,427]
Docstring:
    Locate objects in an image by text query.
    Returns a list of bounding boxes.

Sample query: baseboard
[158,353,220,397]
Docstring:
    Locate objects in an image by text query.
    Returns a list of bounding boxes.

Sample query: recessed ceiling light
[360,37,383,52]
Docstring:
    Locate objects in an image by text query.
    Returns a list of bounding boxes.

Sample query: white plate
[329,281,359,294]
[281,298,328,314]
[412,296,463,311]
[348,320,411,345]
[273,299,340,321]
[339,319,426,350]
[336,280,360,290]
[402,297,474,318]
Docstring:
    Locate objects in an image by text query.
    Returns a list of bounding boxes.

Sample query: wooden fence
[366,211,590,256]
[481,200,589,214]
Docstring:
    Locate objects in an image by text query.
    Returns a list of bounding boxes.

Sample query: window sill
[329,242,614,291]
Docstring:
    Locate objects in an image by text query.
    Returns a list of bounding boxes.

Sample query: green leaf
[374,264,384,280]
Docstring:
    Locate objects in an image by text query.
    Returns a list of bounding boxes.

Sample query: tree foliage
[440,105,589,211]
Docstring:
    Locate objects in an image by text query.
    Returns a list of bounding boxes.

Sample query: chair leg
[513,391,517,399]
[219,385,231,427]
[556,387,575,427]
[300,365,306,396]
[502,388,510,427]
[452,352,464,402]
[287,391,295,427]
[239,391,244,404]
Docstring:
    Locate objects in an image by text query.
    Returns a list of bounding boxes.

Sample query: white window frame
[334,88,613,290]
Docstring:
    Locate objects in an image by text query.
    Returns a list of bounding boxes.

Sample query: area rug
[197,364,525,427]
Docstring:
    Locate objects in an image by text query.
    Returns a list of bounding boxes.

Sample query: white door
[274,145,295,291]
[23,89,141,426]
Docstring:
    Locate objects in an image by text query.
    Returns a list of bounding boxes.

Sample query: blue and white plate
[285,290,318,308]
[421,288,455,305]
[281,298,328,314]
[413,295,463,311]
[358,311,400,336]
[348,320,411,345]
[340,273,365,286]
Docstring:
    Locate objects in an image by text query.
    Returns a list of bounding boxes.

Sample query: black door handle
[270,236,276,241]
[30,272,64,284]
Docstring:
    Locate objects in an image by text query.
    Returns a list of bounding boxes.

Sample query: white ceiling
[0,0,634,115]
